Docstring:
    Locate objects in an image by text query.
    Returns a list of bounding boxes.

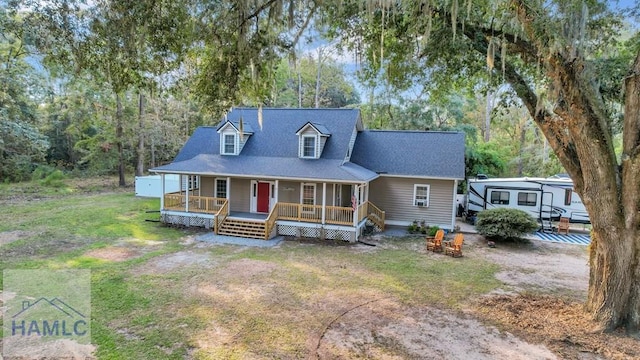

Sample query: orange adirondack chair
[557,217,570,235]
[444,233,464,258]
[426,229,445,252]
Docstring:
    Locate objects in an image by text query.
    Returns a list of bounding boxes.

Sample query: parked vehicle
[464,176,590,227]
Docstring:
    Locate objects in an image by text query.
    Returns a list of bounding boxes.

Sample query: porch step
[217,218,267,239]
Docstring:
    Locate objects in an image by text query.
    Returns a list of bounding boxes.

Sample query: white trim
[377,174,464,181]
[185,175,189,212]
[413,184,431,207]
[276,220,355,232]
[215,177,228,198]
[221,133,237,155]
[300,134,318,158]
[385,219,454,230]
[151,170,378,184]
[300,182,317,205]
[322,183,326,224]
[451,180,458,230]
[250,180,275,213]
[160,173,165,210]
[250,180,257,211]
[160,210,215,219]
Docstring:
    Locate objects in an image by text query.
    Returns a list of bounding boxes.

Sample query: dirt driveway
[314,233,638,359]
[179,234,640,360]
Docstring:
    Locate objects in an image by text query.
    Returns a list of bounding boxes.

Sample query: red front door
[257,182,270,213]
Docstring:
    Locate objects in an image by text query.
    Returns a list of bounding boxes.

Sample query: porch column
[185,175,189,212]
[160,173,165,210]
[321,182,326,224]
[352,184,359,227]
[226,177,231,199]
[275,180,279,203]
[332,184,337,206]
[364,183,369,202]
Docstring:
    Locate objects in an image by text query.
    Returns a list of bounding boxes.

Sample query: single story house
[150,107,465,241]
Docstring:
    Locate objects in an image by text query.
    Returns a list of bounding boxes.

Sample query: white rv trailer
[464,177,590,224]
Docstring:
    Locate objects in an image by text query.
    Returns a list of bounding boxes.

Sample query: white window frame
[215,178,228,199]
[413,184,430,207]
[301,135,317,159]
[301,183,316,214]
[301,183,316,205]
[222,133,237,155]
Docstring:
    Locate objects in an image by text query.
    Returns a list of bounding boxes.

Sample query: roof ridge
[232,107,357,111]
[363,129,463,134]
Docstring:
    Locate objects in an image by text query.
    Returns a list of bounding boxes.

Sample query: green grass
[0,179,502,359]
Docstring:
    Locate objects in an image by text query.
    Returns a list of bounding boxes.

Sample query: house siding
[230,178,251,212]
[368,176,455,228]
[201,177,215,197]
[277,181,300,203]
[278,181,337,205]
[345,127,358,161]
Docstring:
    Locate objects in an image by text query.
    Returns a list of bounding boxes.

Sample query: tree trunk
[500,2,640,331]
[116,92,125,187]
[136,92,145,177]
[150,136,156,169]
[484,89,492,142]
[315,48,322,108]
[584,50,640,332]
[517,123,525,176]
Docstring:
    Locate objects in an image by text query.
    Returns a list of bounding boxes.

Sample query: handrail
[264,203,280,239]
[163,196,385,234]
[357,202,368,223]
[163,194,226,214]
[214,200,229,234]
[366,201,385,230]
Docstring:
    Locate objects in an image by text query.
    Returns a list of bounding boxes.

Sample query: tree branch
[240,0,279,27]
[292,3,317,47]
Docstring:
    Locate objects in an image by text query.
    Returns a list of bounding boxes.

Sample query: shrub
[32,166,68,188]
[427,226,440,237]
[41,169,67,188]
[475,208,538,241]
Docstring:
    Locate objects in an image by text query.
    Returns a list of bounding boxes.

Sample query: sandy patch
[218,258,279,279]
[476,237,589,298]
[317,298,557,359]
[0,230,34,246]
[136,251,214,275]
[84,247,142,262]
[2,338,96,359]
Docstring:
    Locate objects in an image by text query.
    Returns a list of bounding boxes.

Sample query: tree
[270,56,359,108]
[21,0,191,185]
[0,8,50,181]
[321,0,640,332]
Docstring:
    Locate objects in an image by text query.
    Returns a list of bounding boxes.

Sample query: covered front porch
[162,194,384,240]
[158,174,385,240]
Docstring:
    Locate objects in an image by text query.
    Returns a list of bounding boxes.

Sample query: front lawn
[0,182,500,359]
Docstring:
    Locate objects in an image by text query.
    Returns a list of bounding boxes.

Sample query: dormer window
[223,133,236,155]
[296,122,331,159]
[217,120,253,155]
[302,135,316,158]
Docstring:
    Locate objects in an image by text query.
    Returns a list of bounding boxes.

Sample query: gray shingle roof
[155,107,376,182]
[350,130,465,179]
[154,108,465,181]
[154,154,378,182]
[217,120,255,134]
[173,107,360,162]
